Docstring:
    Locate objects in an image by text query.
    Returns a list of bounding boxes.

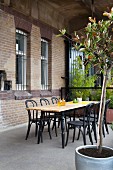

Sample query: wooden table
[26,101,97,148]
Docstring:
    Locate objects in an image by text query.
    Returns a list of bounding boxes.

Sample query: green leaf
[59,29,66,35]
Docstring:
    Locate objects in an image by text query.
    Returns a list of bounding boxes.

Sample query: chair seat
[65,103,94,146]
[68,120,86,126]
[31,118,40,123]
[79,117,98,122]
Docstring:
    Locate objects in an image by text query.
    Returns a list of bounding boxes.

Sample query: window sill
[14,91,32,100]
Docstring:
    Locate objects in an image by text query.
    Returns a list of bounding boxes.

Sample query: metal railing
[61,87,113,101]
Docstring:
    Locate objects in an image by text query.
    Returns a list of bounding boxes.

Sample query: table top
[26,101,98,113]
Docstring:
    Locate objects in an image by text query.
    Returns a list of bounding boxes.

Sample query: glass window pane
[41,41,46,58]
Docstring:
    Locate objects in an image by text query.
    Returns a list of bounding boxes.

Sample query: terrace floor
[0,124,113,170]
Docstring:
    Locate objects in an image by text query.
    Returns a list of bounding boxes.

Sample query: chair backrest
[93,100,110,121]
[93,102,100,119]
[51,96,58,104]
[84,103,95,123]
[25,99,37,108]
[40,98,50,106]
[40,98,50,119]
[25,99,38,121]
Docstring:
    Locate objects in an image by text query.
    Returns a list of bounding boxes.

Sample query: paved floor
[0,124,113,170]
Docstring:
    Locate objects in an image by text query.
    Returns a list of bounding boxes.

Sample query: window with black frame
[16,29,27,90]
[41,39,49,90]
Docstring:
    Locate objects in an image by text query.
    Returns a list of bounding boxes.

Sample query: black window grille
[41,39,49,90]
[16,29,27,90]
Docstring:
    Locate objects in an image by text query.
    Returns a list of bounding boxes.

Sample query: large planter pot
[75,145,113,170]
[106,109,113,123]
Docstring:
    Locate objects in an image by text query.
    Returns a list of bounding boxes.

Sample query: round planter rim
[76,145,113,160]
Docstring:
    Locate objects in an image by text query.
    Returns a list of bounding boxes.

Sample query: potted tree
[59,7,113,170]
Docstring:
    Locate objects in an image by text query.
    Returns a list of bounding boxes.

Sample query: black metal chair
[25,99,40,140]
[51,96,58,104]
[65,103,94,146]
[79,102,100,143]
[51,96,61,133]
[51,96,72,131]
[90,99,110,139]
[37,98,52,144]
[89,102,100,143]
[40,97,61,137]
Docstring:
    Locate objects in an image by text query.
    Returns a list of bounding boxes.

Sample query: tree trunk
[97,71,107,152]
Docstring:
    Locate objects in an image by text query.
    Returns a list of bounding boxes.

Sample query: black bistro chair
[40,97,60,137]
[51,96,71,131]
[37,98,52,144]
[51,96,58,104]
[51,96,61,133]
[89,99,110,140]
[25,99,40,140]
[79,102,100,143]
[65,103,94,146]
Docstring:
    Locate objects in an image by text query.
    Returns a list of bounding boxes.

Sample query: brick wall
[0,9,65,130]
[30,25,41,90]
[52,35,65,89]
[0,10,16,90]
[0,99,27,129]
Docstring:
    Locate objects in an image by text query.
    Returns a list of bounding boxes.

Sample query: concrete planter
[75,145,113,170]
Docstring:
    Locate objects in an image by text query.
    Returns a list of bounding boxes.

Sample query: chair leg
[37,122,43,144]
[35,122,38,137]
[65,124,70,146]
[104,120,109,134]
[52,119,55,130]
[102,123,105,137]
[65,115,67,131]
[88,125,93,145]
[58,118,61,128]
[92,122,97,143]
[25,122,31,140]
[54,121,58,137]
[77,128,81,140]
[83,129,86,145]
[48,121,52,139]
[52,117,57,137]
[72,127,76,142]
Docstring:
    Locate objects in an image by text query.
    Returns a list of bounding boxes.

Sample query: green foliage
[75,17,113,72]
[110,122,113,130]
[90,89,101,101]
[109,95,113,109]
[71,56,96,100]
